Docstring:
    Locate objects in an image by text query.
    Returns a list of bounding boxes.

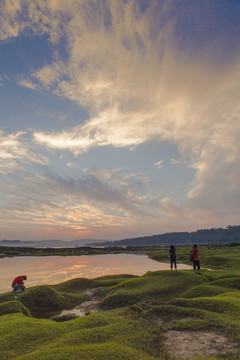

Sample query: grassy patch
[18,285,88,318]
[0,313,64,359]
[15,342,159,360]
[51,314,79,322]
[100,271,206,310]
[0,311,165,360]
[209,277,240,289]
[0,292,17,304]
[146,304,208,321]
[169,293,240,320]
[53,275,137,294]
[0,300,31,317]
[182,285,233,298]
[0,245,239,359]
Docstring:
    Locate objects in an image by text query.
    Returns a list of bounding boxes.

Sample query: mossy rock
[15,342,157,360]
[53,278,98,293]
[169,294,240,319]
[182,285,232,298]
[0,291,16,304]
[167,318,212,331]
[51,314,79,322]
[100,271,207,309]
[19,285,66,317]
[146,304,207,321]
[210,278,240,290]
[100,291,141,309]
[94,274,138,287]
[0,300,31,317]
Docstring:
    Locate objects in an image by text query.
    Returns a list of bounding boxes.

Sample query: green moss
[53,278,98,293]
[168,318,211,331]
[100,290,141,309]
[146,304,207,321]
[53,275,138,294]
[0,300,31,317]
[16,342,159,360]
[182,285,232,298]
[209,278,240,289]
[19,286,65,316]
[0,292,17,304]
[169,294,240,319]
[0,311,165,360]
[0,253,239,360]
[51,314,79,322]
[0,313,64,359]
[14,285,89,318]
[100,271,206,310]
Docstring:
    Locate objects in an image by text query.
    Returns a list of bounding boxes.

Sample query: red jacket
[12,276,24,286]
[190,248,199,261]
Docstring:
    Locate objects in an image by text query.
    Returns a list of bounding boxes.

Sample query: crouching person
[12,275,27,292]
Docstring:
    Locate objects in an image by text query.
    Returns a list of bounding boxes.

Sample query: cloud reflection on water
[0,253,192,293]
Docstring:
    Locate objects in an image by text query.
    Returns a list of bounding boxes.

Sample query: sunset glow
[0,0,240,240]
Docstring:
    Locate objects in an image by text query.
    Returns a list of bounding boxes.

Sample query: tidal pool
[0,253,192,293]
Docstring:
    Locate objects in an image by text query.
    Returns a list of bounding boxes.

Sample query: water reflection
[0,253,192,293]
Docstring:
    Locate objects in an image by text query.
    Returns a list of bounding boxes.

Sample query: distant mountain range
[0,239,104,248]
[1,226,239,248]
[88,225,240,247]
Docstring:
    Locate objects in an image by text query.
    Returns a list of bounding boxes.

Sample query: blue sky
[0,0,240,241]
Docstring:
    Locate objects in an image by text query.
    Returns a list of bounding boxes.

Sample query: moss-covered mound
[51,314,79,322]
[53,274,137,294]
[0,248,239,360]
[19,286,65,317]
[146,304,208,321]
[0,300,31,317]
[53,278,98,293]
[169,293,240,319]
[15,342,158,360]
[182,284,232,298]
[100,270,206,309]
[209,277,240,289]
[0,311,165,360]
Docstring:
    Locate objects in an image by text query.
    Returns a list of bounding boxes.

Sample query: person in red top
[190,245,201,274]
[12,275,27,292]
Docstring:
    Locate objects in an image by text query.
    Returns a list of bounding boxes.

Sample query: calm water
[0,253,192,293]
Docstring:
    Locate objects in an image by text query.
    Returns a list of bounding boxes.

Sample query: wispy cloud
[1,0,240,238]
[17,76,38,90]
[154,160,164,169]
[0,165,164,239]
[0,131,48,174]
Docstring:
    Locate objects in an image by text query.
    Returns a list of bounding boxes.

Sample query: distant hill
[1,226,240,248]
[0,239,105,248]
[88,226,240,247]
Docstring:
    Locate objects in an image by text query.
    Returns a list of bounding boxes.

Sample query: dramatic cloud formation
[0,0,240,240]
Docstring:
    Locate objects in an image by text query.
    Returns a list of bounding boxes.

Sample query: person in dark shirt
[12,275,27,292]
[169,245,177,270]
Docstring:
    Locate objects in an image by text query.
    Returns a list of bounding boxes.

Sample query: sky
[0,0,240,241]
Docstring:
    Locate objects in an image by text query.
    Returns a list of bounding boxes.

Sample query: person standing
[190,245,201,274]
[12,275,27,292]
[169,245,177,271]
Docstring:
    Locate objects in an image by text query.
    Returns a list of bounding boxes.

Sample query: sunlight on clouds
[17,76,38,90]
[1,0,240,235]
[23,0,240,169]
[33,61,67,88]
[0,131,48,174]
[154,160,164,169]
[0,0,22,40]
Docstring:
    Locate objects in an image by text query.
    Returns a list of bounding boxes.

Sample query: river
[0,253,192,293]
